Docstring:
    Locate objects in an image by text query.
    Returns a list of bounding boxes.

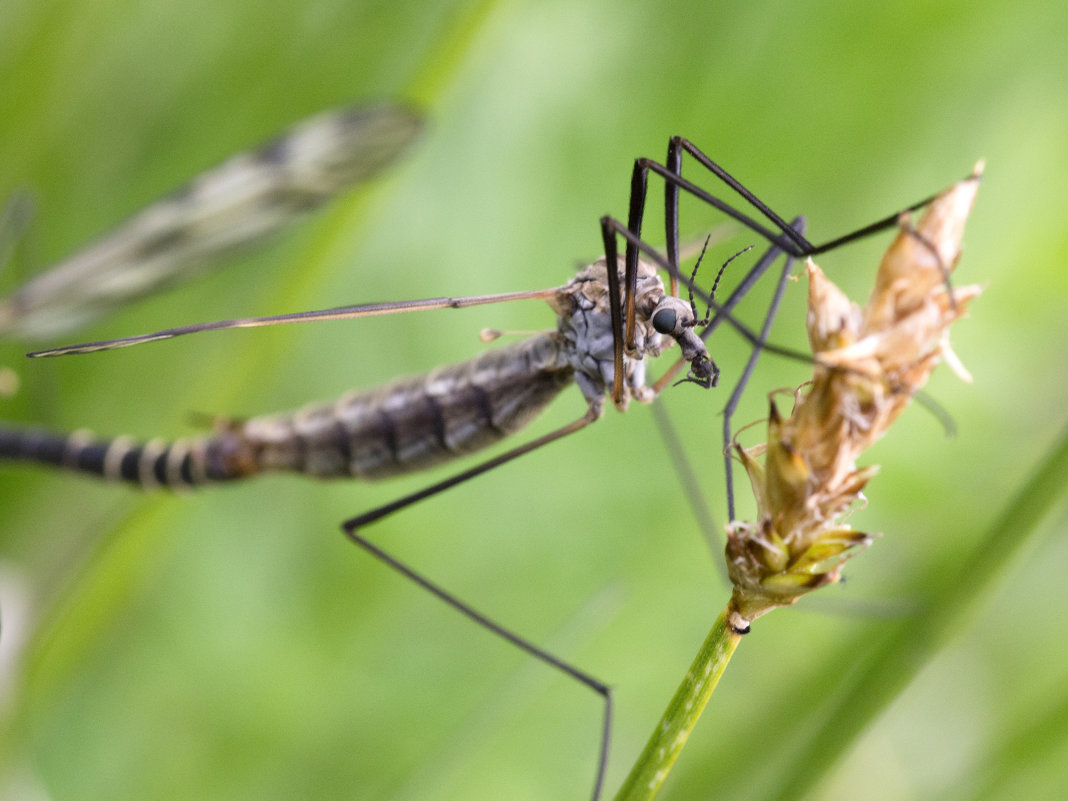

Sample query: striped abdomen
[239,332,573,480]
[0,428,232,488]
[0,333,574,489]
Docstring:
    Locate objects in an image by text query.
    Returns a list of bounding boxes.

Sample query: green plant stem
[613,605,742,801]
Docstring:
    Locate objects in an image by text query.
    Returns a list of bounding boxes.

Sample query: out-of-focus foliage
[1,2,1065,800]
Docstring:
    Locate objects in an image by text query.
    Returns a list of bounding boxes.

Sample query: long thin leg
[342,407,599,530]
[664,137,808,254]
[622,164,647,354]
[342,524,613,801]
[341,404,610,800]
[651,402,728,584]
[599,159,660,379]
[658,137,941,257]
[720,225,800,521]
[598,218,628,405]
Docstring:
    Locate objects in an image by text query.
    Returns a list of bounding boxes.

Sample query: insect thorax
[553,256,670,409]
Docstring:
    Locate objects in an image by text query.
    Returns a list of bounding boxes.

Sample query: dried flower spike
[726,164,984,629]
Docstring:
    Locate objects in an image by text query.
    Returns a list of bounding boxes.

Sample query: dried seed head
[727,164,983,627]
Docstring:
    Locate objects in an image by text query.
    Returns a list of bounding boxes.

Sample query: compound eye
[652,307,677,334]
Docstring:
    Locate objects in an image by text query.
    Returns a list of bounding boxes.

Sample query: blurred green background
[1,1,1066,800]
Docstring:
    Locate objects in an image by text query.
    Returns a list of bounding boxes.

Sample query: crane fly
[0,127,960,799]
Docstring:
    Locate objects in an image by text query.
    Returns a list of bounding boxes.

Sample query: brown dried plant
[725,164,984,630]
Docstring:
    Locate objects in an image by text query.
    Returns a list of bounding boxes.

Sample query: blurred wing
[0,103,423,341]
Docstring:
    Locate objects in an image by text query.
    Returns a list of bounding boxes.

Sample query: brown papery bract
[726,164,983,629]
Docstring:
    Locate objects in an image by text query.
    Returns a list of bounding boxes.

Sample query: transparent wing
[27,287,564,357]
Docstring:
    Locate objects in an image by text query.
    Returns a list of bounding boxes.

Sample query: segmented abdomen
[0,333,573,488]
[241,332,572,479]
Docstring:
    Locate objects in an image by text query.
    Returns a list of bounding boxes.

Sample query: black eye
[652,308,677,334]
